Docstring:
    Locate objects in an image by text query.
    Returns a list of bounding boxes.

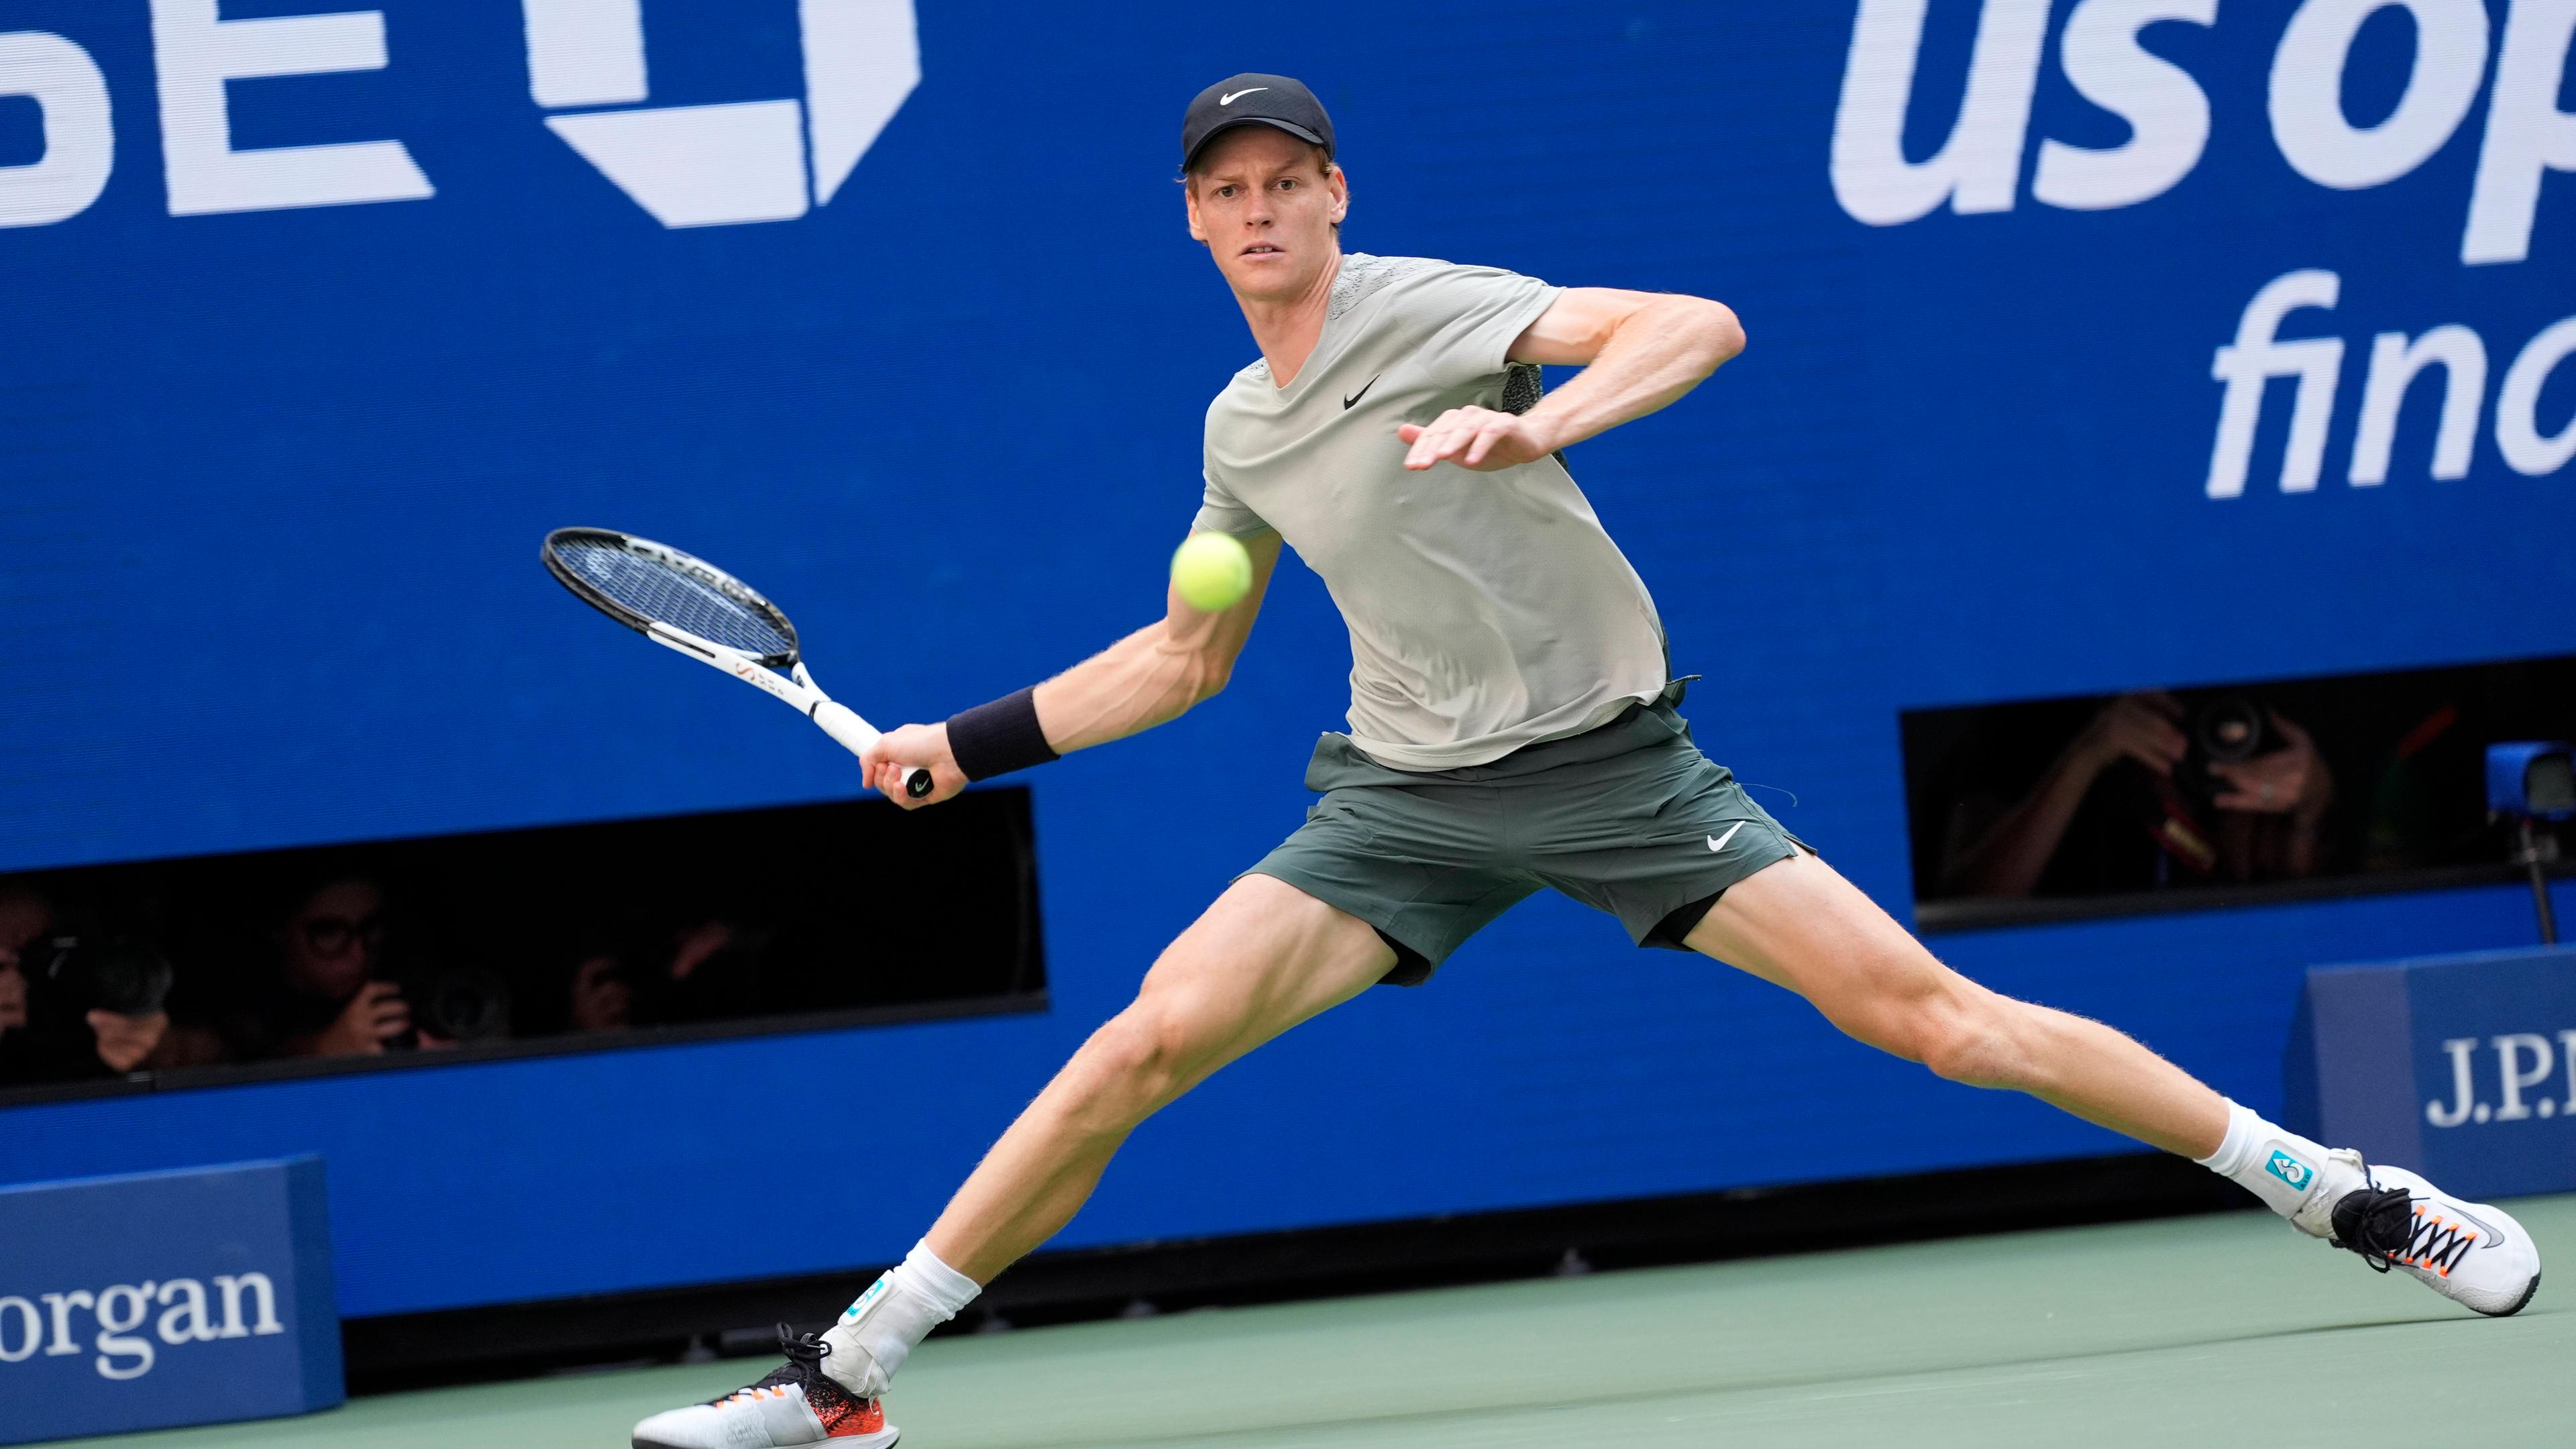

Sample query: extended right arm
[860,530,1283,807]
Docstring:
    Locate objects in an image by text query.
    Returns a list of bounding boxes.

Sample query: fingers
[88,1011,169,1071]
[2210,761,2295,812]
[2118,742,2178,775]
[1403,408,1505,470]
[1462,413,1519,466]
[861,725,957,808]
[2108,718,2185,772]
[366,985,411,1040]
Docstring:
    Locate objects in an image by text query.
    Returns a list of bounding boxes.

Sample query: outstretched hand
[861,723,969,810]
[2211,712,2330,816]
[1398,407,1556,472]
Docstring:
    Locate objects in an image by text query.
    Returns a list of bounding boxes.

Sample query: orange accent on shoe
[819,1397,885,1438]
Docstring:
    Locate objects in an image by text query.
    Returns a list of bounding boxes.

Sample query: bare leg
[924,873,1395,1283]
[1686,852,2228,1158]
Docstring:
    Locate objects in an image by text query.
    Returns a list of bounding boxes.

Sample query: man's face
[1185,127,1347,303]
[284,879,384,1002]
[0,888,52,965]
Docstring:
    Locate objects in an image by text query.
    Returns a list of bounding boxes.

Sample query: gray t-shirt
[1195,254,1669,772]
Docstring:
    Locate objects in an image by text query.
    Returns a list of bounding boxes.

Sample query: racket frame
[543,529,932,799]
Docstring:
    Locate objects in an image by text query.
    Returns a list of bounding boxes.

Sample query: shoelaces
[713,1324,835,1407]
[2327,1165,2478,1277]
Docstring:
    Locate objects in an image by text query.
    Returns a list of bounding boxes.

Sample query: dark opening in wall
[0,789,1043,1101]
[1902,655,2574,932]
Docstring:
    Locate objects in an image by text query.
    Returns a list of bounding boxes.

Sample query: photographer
[236,873,516,1059]
[237,876,437,1058]
[0,881,175,1085]
[1937,692,2335,899]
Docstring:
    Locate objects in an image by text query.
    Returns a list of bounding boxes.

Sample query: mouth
[1240,242,1284,258]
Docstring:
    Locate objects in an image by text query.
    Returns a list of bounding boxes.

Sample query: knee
[1058,1003,1199,1131]
[1911,991,2033,1091]
[1823,952,2032,1090]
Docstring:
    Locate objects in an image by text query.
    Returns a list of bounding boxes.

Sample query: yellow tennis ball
[1171,531,1254,611]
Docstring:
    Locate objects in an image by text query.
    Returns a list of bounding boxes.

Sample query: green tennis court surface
[75,1194,2576,1448]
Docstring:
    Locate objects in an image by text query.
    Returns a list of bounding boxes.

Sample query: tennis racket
[542,527,934,799]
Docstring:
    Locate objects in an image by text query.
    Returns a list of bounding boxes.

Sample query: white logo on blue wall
[2265,1150,2313,1191]
[1,1,914,228]
[2426,1032,2575,1127]
[0,1273,283,1381]
[523,0,919,229]
[1828,0,2562,266]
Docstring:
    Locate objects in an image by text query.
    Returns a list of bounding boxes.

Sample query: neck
[1234,250,1341,388]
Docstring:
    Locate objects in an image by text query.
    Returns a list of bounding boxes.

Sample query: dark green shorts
[1244,686,1809,985]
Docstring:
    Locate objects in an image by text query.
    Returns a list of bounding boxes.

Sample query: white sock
[2194,1099,2354,1232]
[817,1242,981,1397]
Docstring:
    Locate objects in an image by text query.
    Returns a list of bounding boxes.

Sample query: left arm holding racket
[862,530,1283,808]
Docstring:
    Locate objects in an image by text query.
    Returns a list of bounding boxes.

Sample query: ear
[1326,164,1348,227]
[1184,176,1208,243]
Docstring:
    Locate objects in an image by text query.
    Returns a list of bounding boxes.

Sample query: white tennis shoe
[2294,1152,2542,1317]
[631,1326,898,1449]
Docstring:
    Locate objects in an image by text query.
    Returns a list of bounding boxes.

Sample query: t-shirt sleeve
[1393,264,1562,390]
[1191,464,1271,538]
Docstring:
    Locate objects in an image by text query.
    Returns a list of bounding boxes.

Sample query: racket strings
[555,540,796,659]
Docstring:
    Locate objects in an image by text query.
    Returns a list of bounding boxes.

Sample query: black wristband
[945,687,1059,781]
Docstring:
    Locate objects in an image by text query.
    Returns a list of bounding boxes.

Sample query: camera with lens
[30,935,176,1019]
[391,963,512,1046]
[378,934,511,1046]
[2178,694,2270,806]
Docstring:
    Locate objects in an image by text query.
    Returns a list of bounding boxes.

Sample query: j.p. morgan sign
[0,1157,341,1444]
[2291,945,2576,1201]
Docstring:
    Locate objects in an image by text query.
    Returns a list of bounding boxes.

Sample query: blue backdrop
[3,1,2572,1316]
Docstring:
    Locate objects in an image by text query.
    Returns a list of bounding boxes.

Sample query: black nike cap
[1181,74,1336,172]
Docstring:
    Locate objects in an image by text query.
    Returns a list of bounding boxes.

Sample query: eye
[1216,184,1238,199]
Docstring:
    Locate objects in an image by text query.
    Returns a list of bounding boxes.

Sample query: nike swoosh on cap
[1344,374,1380,409]
[1707,821,1746,853]
[1220,87,1268,105]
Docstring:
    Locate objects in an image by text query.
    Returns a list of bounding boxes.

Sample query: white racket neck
[643,621,911,789]
[645,622,821,711]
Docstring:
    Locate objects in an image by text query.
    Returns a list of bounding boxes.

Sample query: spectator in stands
[0,880,174,1083]
[1935,692,2335,898]
[565,951,632,1032]
[241,875,451,1057]
[565,918,764,1032]
[0,885,36,1075]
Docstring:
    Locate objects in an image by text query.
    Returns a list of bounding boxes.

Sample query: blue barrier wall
[0,1159,340,1443]
[4,1,2573,1315]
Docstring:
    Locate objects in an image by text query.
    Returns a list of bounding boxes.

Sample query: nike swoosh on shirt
[1344,374,1381,410]
[1707,822,1746,853]
[1220,88,1268,105]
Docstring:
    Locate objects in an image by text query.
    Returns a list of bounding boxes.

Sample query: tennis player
[633,74,2541,1449]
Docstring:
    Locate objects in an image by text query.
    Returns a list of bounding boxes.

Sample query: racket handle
[811,701,935,800]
